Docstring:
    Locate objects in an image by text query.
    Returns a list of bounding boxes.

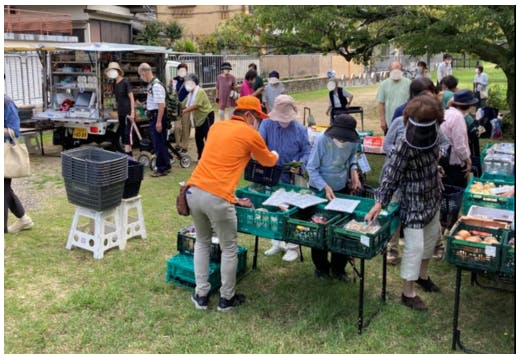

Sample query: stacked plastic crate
[166,226,248,291]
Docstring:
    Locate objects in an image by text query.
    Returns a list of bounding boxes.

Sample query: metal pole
[382,249,387,303]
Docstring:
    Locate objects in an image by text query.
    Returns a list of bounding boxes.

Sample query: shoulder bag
[176,184,190,216]
[4,129,31,178]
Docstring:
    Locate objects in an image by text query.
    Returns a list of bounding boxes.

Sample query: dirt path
[12,86,382,213]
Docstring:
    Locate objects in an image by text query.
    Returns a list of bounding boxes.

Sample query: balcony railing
[4,6,72,35]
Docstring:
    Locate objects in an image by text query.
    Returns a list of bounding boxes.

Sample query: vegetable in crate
[311,214,328,224]
[343,219,381,234]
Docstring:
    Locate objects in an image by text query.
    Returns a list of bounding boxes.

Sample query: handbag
[479,88,488,99]
[176,184,190,216]
[4,129,31,178]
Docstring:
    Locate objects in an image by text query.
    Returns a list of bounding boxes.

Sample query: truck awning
[4,41,174,53]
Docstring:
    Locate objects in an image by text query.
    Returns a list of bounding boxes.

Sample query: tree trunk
[505,70,515,125]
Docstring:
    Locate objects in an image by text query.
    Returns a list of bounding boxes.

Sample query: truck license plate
[72,128,88,139]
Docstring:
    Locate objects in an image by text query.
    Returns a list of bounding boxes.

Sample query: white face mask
[475,68,480,74]
[185,81,196,92]
[332,138,348,148]
[389,69,403,81]
[178,68,187,78]
[223,69,230,75]
[106,69,118,80]
[268,77,279,85]
[327,81,337,91]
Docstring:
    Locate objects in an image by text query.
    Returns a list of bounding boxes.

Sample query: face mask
[447,60,452,64]
[268,77,279,85]
[278,121,290,128]
[475,68,480,74]
[106,69,118,79]
[327,81,336,91]
[389,69,402,81]
[417,67,424,73]
[332,138,348,148]
[178,68,187,78]
[223,69,230,75]
[185,81,196,92]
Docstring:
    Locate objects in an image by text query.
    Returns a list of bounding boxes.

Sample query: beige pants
[400,211,441,281]
[173,113,191,150]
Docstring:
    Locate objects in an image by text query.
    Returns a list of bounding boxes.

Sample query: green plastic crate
[327,214,392,259]
[166,246,248,291]
[284,206,342,249]
[334,193,400,235]
[499,232,515,276]
[462,176,515,214]
[480,172,515,185]
[235,188,297,240]
[243,182,325,198]
[479,143,493,169]
[445,221,507,272]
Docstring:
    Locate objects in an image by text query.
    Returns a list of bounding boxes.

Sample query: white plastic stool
[119,195,146,249]
[66,205,123,259]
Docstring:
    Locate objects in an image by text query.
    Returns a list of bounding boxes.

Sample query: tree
[134,20,184,50]
[251,5,516,117]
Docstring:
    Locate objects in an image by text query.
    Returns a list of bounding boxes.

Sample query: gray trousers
[186,186,238,299]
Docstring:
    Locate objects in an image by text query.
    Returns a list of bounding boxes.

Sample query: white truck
[27,42,180,150]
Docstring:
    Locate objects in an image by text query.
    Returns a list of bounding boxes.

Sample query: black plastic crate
[123,160,144,199]
[177,227,222,262]
[64,178,124,211]
[440,185,465,229]
[62,146,128,186]
[244,159,283,186]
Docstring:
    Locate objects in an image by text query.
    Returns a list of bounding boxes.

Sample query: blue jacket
[4,95,20,142]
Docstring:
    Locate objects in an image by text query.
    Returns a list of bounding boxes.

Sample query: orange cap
[235,95,268,119]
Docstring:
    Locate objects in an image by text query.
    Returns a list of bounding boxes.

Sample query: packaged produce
[310,214,328,224]
[468,181,513,195]
[453,228,500,244]
[342,220,381,234]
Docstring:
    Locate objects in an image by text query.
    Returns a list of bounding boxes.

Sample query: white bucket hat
[104,62,124,76]
[269,95,298,123]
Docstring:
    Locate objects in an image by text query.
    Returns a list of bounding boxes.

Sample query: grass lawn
[3,82,515,353]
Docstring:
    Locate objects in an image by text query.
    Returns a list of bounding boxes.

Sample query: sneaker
[415,277,440,292]
[401,293,428,311]
[264,245,282,256]
[7,215,34,233]
[314,269,332,281]
[151,171,168,177]
[217,293,246,312]
[191,292,209,310]
[282,249,299,262]
[331,272,351,283]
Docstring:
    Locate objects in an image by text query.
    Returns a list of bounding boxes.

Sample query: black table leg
[299,245,304,262]
[382,249,387,303]
[358,258,365,335]
[452,267,462,350]
[252,236,259,270]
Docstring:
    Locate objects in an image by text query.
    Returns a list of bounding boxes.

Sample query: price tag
[484,245,496,257]
[360,235,370,247]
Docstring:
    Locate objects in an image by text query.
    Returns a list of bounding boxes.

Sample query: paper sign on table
[324,198,361,213]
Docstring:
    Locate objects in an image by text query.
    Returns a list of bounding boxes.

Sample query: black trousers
[4,178,25,233]
[194,112,214,160]
[311,185,351,276]
[442,163,468,189]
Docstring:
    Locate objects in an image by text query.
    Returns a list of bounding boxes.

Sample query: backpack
[151,78,179,126]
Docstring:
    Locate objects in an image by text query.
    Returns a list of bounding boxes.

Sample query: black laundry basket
[244,160,283,186]
[440,185,465,229]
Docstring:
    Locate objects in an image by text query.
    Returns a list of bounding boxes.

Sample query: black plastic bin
[123,160,144,198]
[62,146,128,186]
[244,159,283,186]
[64,178,125,211]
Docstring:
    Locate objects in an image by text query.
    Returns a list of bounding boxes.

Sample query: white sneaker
[282,249,299,262]
[264,245,282,256]
[8,215,34,233]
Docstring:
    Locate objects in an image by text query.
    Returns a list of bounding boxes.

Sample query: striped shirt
[146,79,165,111]
[376,139,442,229]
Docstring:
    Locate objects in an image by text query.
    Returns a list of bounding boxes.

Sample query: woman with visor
[366,94,443,311]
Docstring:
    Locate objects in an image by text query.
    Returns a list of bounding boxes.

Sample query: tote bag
[4,129,31,178]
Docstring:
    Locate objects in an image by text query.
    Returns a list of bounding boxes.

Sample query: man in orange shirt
[186,96,279,311]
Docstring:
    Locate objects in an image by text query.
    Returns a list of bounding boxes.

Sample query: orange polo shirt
[187,116,278,203]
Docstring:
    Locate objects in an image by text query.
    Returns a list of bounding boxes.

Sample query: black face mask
[404,118,438,150]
